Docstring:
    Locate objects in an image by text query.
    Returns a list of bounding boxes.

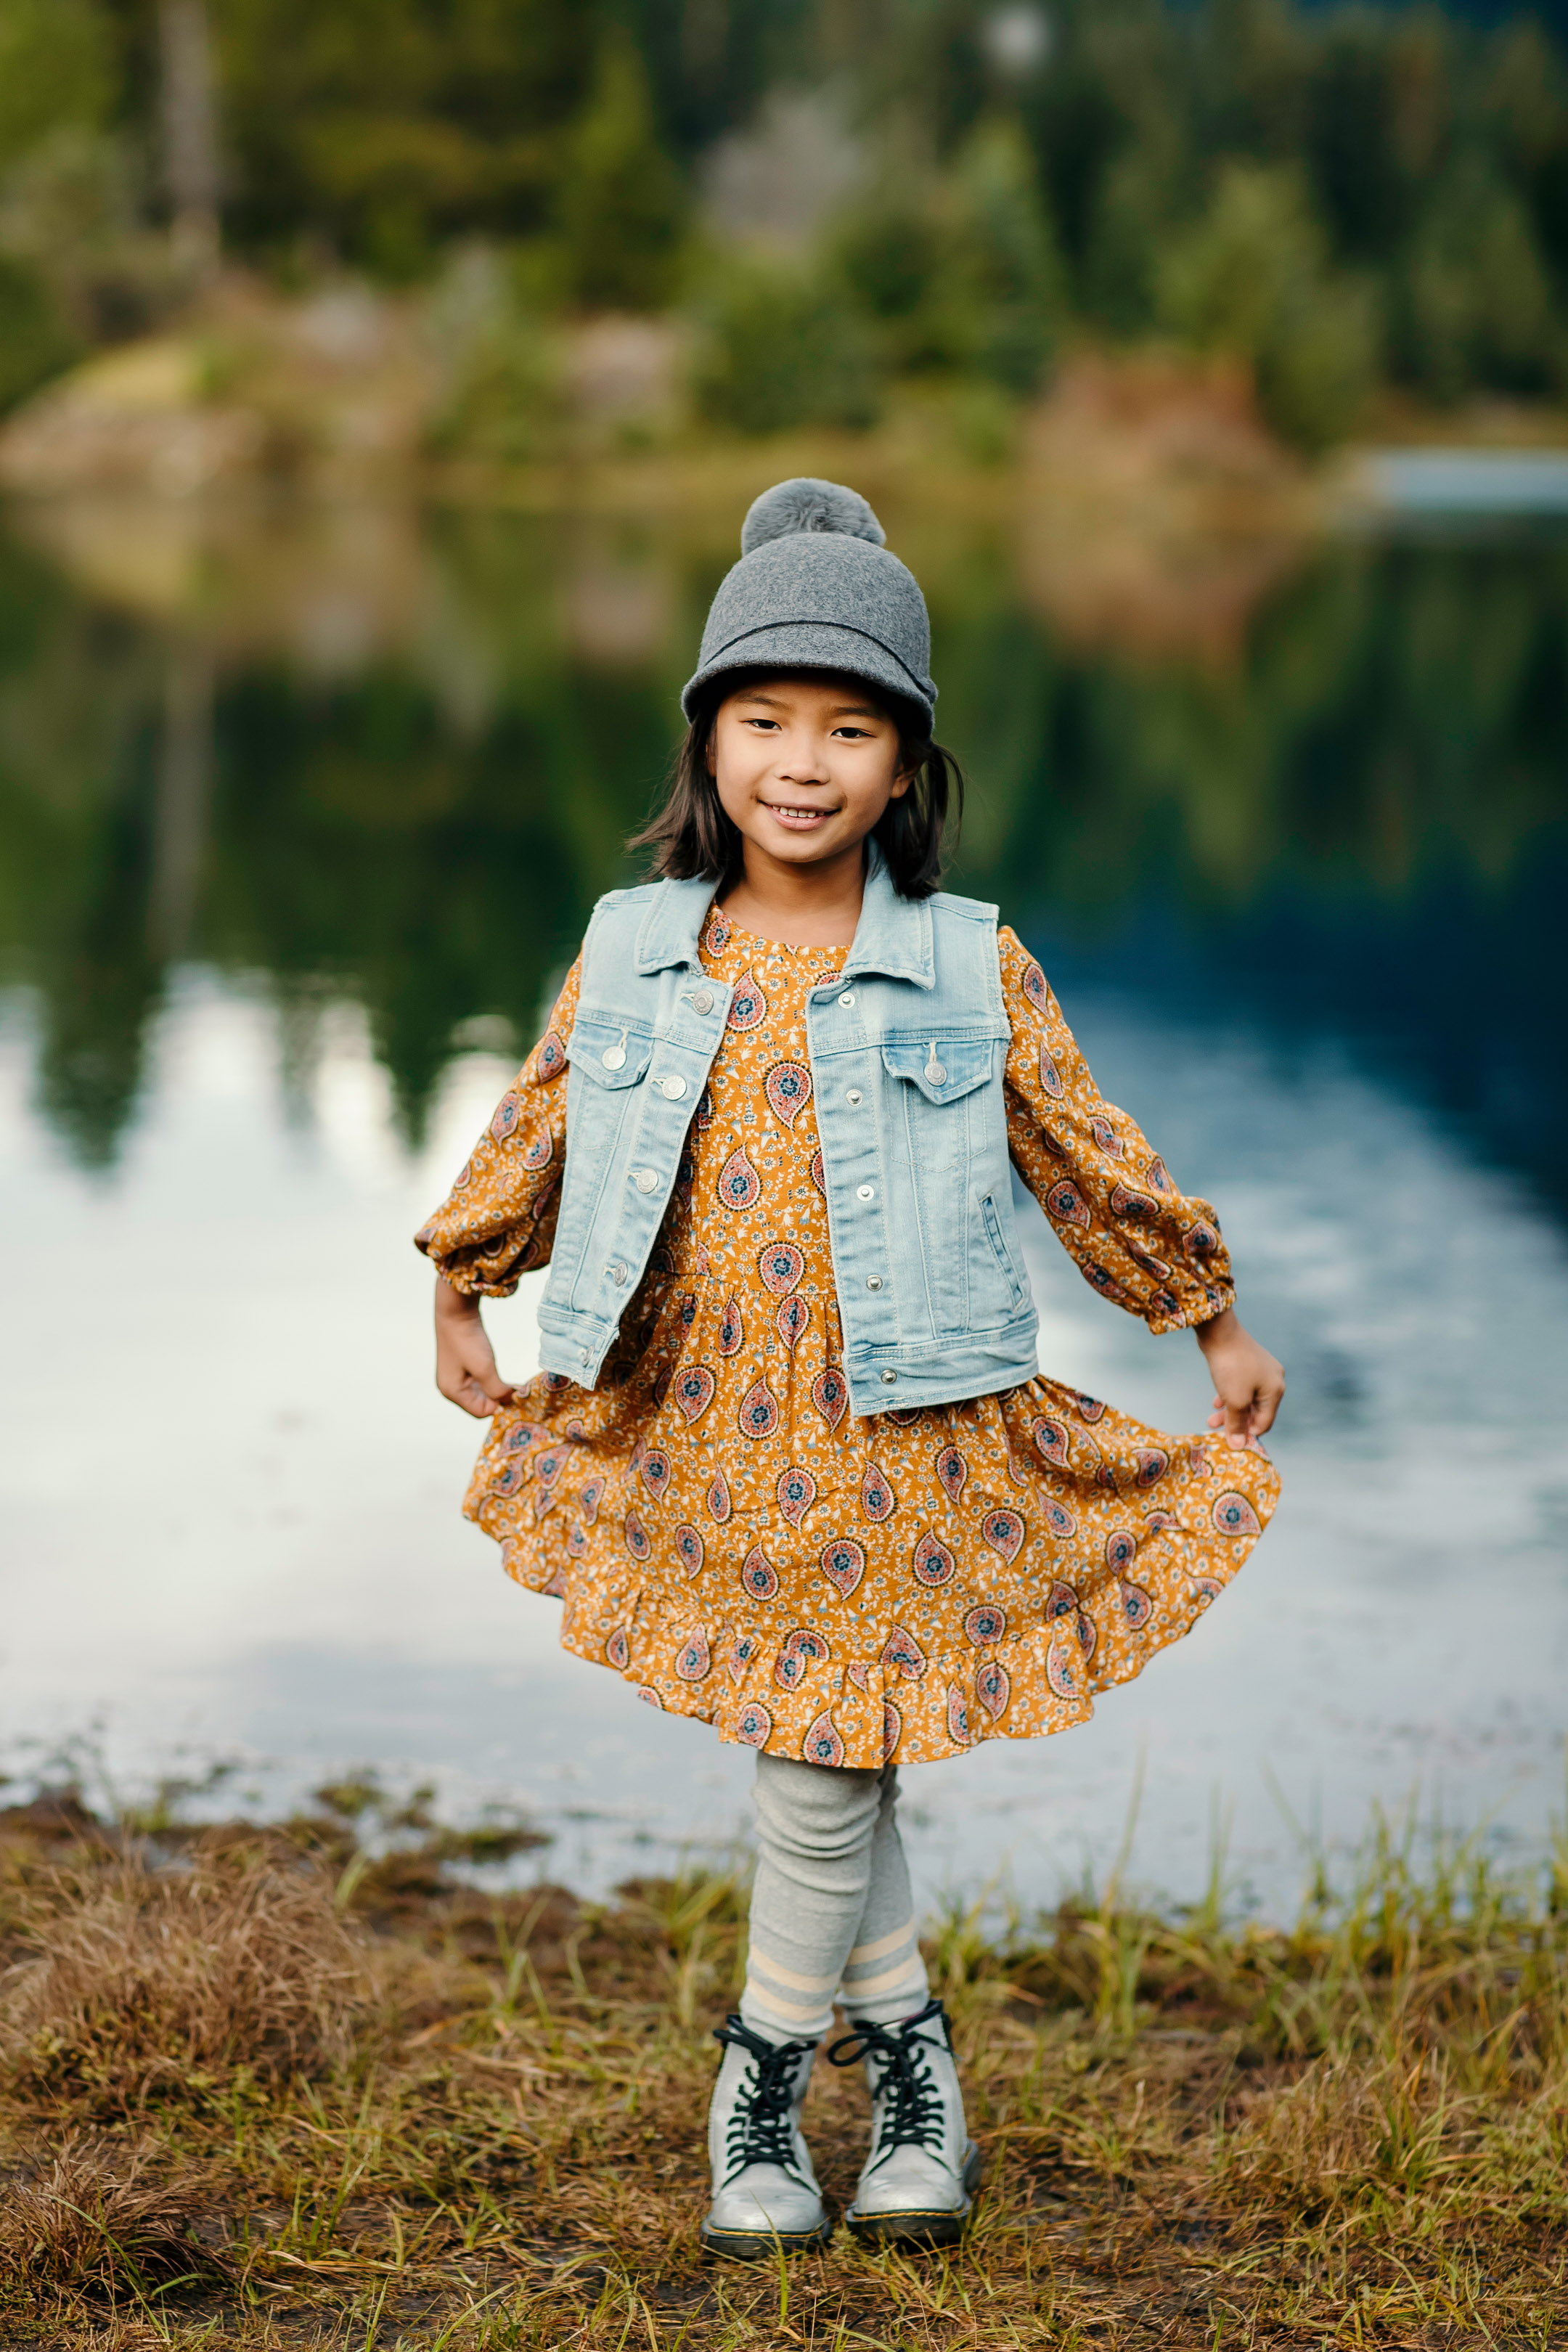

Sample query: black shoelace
[712,2015,815,2180]
[828,1996,952,2162]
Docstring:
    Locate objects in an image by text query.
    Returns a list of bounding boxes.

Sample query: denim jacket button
[845,1087,862,1105]
[865,1275,883,1291]
[632,1167,658,1193]
[691,989,714,1014]
[857,1183,875,1201]
[838,991,856,1008]
[609,1262,629,1286]
[881,1368,898,1384]
[659,1074,688,1100]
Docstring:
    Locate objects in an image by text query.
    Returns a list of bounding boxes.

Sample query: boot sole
[700,2213,834,2261]
[844,2148,983,2250]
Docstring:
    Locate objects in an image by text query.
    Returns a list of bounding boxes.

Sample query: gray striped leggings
[740,1752,930,2044]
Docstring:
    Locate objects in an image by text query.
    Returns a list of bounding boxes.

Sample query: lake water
[3,491,1566,1920]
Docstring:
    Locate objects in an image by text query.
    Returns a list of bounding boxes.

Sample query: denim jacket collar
[632,840,935,992]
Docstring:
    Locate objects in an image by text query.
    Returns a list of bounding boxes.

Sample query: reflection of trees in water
[0,517,1564,1185]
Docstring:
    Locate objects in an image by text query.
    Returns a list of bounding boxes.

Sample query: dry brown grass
[0,1839,375,2118]
[1,1787,1566,2348]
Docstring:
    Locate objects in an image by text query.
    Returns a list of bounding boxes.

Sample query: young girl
[417,480,1283,2258]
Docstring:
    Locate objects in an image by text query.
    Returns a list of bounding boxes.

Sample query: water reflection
[3,503,1563,1201]
[2,493,1565,1906]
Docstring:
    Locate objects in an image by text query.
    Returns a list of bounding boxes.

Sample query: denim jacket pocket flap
[567,1018,653,1090]
[880,1036,994,1106]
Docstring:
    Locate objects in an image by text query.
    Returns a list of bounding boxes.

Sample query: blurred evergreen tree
[554,35,687,308]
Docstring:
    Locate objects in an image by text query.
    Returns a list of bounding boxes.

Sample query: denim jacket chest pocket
[561,1018,657,1310]
[878,1033,1022,1334]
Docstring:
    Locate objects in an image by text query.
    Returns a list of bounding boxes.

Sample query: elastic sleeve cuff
[1146,1281,1235,1336]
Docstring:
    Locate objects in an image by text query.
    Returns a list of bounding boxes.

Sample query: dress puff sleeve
[413,955,581,1296]
[998,927,1235,1335]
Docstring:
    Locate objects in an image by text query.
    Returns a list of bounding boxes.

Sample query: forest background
[2,0,1568,466]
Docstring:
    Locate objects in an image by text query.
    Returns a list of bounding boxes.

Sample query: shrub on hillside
[691,254,881,435]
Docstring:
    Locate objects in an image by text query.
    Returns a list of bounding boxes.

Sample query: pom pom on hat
[740,478,886,556]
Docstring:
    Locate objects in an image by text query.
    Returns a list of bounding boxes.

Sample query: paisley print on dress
[803,1710,846,1766]
[719,1296,744,1356]
[726,969,767,1030]
[605,1628,630,1670]
[675,1631,711,1682]
[860,1463,896,1522]
[1110,1180,1159,1222]
[981,1508,1024,1563]
[1089,1115,1125,1159]
[706,1471,732,1523]
[738,1377,780,1438]
[673,1522,705,1576]
[759,1241,804,1297]
[1032,1417,1069,1466]
[641,1449,671,1500]
[935,1445,967,1505]
[775,1630,827,1690]
[811,1367,849,1431]
[1047,1180,1092,1229]
[536,1029,565,1079]
[765,1059,812,1127]
[776,1465,817,1528]
[912,1529,956,1587]
[881,1702,902,1763]
[1076,1393,1107,1422]
[1038,1040,1064,1098]
[674,1365,716,1424]
[522,1132,552,1172]
[820,1537,866,1596]
[1135,1448,1169,1489]
[881,1625,927,1681]
[1045,1621,1080,1699]
[1120,1580,1156,1630]
[1104,1527,1139,1573]
[580,1475,605,1524]
[490,1091,520,1140]
[964,1605,1006,1644]
[1212,1490,1262,1538]
[947,1684,972,1746]
[717,1148,761,1212]
[773,1294,807,1350]
[624,1509,650,1561]
[740,1545,779,1600]
[976,1659,1010,1721]
[809,1147,826,1195]
[735,1700,772,1747]
[1042,1498,1077,1540]
[1021,959,1048,1008]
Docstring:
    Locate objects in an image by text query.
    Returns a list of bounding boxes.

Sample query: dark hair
[631,666,964,900]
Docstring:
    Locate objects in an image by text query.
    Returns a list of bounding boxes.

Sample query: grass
[1,1779,1567,2347]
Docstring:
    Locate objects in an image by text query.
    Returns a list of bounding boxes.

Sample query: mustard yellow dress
[417,911,1278,1769]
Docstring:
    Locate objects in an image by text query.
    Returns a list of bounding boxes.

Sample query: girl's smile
[706,676,913,942]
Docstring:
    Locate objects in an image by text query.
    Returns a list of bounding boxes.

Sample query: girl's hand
[1196,1307,1284,1450]
[433,1275,515,1418]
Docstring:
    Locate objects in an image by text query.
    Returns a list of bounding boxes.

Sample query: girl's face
[707,675,912,875]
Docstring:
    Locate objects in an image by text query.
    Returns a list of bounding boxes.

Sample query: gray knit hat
[680,478,936,730]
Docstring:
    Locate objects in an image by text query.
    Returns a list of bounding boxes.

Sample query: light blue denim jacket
[536,846,1039,1419]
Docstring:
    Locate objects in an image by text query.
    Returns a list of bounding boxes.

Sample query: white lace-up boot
[828,1997,981,2246]
[701,2015,832,2258]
